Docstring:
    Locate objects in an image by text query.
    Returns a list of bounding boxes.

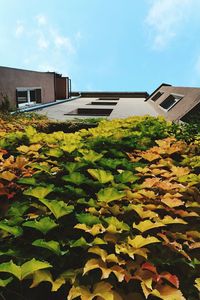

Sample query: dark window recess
[160,94,183,110]
[35,89,42,103]
[151,91,163,101]
[17,91,27,104]
[65,108,113,116]
[181,102,200,123]
[98,97,119,100]
[87,101,117,105]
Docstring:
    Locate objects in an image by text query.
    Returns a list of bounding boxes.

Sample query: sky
[1,0,200,93]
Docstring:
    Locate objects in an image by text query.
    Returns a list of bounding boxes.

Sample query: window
[181,102,200,123]
[16,87,42,107]
[65,108,113,116]
[87,101,117,105]
[160,94,183,110]
[151,91,163,101]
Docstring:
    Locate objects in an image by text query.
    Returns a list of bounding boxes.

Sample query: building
[146,83,200,122]
[0,66,71,110]
[37,85,200,122]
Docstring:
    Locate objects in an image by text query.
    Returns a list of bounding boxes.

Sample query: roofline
[71,91,149,98]
[145,83,171,101]
[0,65,69,78]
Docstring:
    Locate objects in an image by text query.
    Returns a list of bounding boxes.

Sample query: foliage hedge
[0,115,199,300]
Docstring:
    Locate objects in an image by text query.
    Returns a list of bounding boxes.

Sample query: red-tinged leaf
[160,272,179,288]
[141,262,157,274]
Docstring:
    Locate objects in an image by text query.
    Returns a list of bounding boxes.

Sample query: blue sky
[1,0,200,93]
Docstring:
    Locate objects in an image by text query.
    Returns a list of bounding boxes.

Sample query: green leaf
[116,171,139,184]
[0,249,16,257]
[32,239,61,255]
[62,172,87,185]
[76,213,101,226]
[45,148,63,158]
[60,144,78,153]
[21,259,52,280]
[79,149,103,162]
[25,126,37,137]
[39,198,74,219]
[0,277,13,287]
[23,185,54,199]
[97,187,126,203]
[23,217,58,234]
[70,237,90,248]
[17,177,37,185]
[87,169,114,183]
[7,202,29,217]
[0,221,22,237]
[64,162,86,173]
[0,261,21,280]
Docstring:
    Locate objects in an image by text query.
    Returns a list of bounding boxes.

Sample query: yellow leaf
[74,224,106,236]
[161,195,184,208]
[115,243,149,259]
[133,220,165,233]
[68,281,123,300]
[88,246,125,265]
[128,235,161,248]
[130,205,158,219]
[0,171,17,181]
[194,278,200,292]
[156,284,186,300]
[159,216,187,225]
[140,152,161,162]
[83,258,125,281]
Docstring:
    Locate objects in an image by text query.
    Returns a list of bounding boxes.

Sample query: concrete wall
[0,66,56,109]
[147,85,200,121]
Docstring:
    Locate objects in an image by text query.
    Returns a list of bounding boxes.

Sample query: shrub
[0,116,199,299]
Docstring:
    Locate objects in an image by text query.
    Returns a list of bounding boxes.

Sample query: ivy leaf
[7,202,29,217]
[194,278,200,292]
[87,169,114,183]
[38,198,74,219]
[133,220,165,233]
[24,185,54,199]
[0,261,21,280]
[62,172,87,185]
[104,217,130,233]
[0,277,13,287]
[17,177,37,185]
[0,171,17,181]
[79,149,103,162]
[128,235,160,248]
[45,148,63,158]
[68,281,123,300]
[60,144,78,153]
[0,221,23,237]
[156,284,186,300]
[74,223,106,236]
[129,204,158,219]
[32,239,61,255]
[159,216,187,225]
[116,171,139,184]
[30,270,65,291]
[64,162,86,173]
[97,187,126,203]
[23,217,58,234]
[76,213,101,226]
[70,237,90,248]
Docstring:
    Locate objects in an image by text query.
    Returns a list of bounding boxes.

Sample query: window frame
[159,93,183,111]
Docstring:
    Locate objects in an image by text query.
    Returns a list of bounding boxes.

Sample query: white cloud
[53,33,75,54]
[37,34,49,49]
[15,21,25,38]
[36,14,47,26]
[145,0,191,50]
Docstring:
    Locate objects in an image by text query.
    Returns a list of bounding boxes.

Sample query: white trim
[16,87,41,91]
[159,94,183,111]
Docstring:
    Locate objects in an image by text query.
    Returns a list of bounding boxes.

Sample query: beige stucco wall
[0,66,56,109]
[147,86,200,121]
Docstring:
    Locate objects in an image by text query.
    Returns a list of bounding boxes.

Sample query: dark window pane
[17,91,27,104]
[160,95,176,110]
[151,91,163,101]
